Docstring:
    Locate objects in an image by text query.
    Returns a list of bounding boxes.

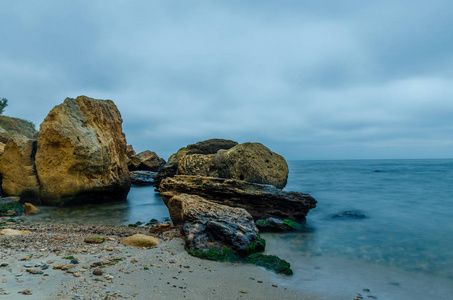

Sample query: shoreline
[2,219,453,300]
[0,219,327,300]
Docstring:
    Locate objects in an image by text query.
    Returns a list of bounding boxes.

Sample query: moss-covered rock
[0,197,23,216]
[256,217,303,232]
[84,236,105,244]
[246,253,293,275]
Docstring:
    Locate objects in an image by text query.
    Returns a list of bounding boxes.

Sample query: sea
[34,159,453,299]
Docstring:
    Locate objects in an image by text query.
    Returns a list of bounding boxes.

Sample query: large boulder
[166,193,264,256]
[160,175,317,221]
[154,139,238,186]
[175,142,289,189]
[35,96,130,205]
[215,143,288,189]
[0,135,40,202]
[128,150,165,172]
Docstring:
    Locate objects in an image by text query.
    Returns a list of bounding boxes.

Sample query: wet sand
[0,220,327,300]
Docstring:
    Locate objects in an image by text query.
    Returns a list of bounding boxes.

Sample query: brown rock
[35,96,130,205]
[159,175,317,221]
[0,135,40,202]
[0,127,10,144]
[128,150,165,171]
[121,234,159,247]
[0,142,5,156]
[215,143,289,189]
[0,229,31,235]
[24,203,40,215]
[126,145,136,158]
[154,139,238,186]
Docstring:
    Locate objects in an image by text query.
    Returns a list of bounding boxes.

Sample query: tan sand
[0,222,328,300]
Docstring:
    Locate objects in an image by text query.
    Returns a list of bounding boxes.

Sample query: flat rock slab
[159,175,317,220]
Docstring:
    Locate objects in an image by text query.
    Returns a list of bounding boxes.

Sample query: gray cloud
[1,1,452,160]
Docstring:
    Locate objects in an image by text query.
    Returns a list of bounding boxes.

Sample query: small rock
[70,259,79,264]
[84,237,105,244]
[18,290,32,295]
[104,274,114,280]
[93,269,103,276]
[24,203,40,215]
[0,229,31,236]
[73,272,81,277]
[0,263,9,267]
[121,234,159,247]
[26,268,43,275]
[53,264,63,270]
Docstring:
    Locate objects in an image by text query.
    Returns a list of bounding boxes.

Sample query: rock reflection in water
[29,186,170,226]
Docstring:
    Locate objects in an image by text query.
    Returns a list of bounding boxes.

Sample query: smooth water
[276,159,453,280]
[33,159,453,282]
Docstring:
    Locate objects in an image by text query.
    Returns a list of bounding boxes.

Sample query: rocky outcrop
[0,135,40,202]
[166,193,264,256]
[154,139,238,186]
[35,96,130,205]
[130,171,156,186]
[0,127,9,144]
[176,143,289,189]
[215,143,288,189]
[128,150,165,172]
[159,175,317,221]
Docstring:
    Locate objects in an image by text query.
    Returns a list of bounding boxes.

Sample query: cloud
[0,1,451,160]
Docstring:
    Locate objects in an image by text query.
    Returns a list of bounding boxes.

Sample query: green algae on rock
[84,237,105,244]
[247,253,293,275]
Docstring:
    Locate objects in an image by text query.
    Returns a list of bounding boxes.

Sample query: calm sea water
[34,159,453,282]
[278,159,453,280]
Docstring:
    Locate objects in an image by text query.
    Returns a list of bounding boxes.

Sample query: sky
[1,0,452,160]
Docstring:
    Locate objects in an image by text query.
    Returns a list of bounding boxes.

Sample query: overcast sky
[1,1,452,160]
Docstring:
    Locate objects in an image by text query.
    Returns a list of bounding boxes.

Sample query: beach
[0,219,328,300]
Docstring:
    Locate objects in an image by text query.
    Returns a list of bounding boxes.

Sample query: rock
[121,234,159,247]
[130,171,157,186]
[0,135,40,202]
[0,127,10,144]
[128,150,165,172]
[26,268,43,275]
[84,237,105,244]
[167,193,265,256]
[255,217,303,232]
[167,142,289,189]
[159,175,317,221]
[35,96,131,205]
[0,229,31,235]
[126,145,136,159]
[215,143,289,189]
[154,139,238,186]
[24,203,40,215]
[0,142,5,157]
[0,197,23,216]
[332,210,367,219]
[92,269,103,276]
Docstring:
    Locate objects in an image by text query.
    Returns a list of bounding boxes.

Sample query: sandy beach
[0,218,329,300]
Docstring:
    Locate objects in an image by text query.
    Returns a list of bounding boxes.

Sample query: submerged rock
[332,210,367,219]
[160,175,317,220]
[130,171,157,186]
[255,217,304,232]
[35,96,130,205]
[166,193,265,256]
[0,136,40,203]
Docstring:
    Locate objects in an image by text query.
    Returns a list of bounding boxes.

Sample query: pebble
[73,272,81,277]
[93,269,103,276]
[26,268,44,275]
[104,275,114,280]
[70,259,79,264]
[0,263,8,267]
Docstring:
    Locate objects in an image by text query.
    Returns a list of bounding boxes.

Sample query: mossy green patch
[246,253,293,275]
[0,200,23,217]
[283,219,303,230]
[84,236,105,244]
[187,247,235,261]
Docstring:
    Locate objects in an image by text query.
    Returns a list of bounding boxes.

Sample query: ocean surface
[34,159,453,298]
